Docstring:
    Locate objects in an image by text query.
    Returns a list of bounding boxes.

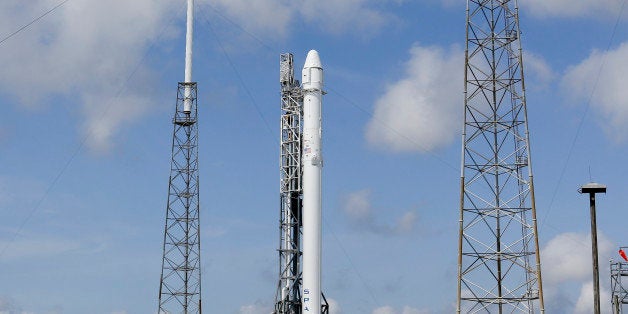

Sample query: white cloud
[328,298,341,314]
[0,0,177,152]
[522,0,622,18]
[372,306,429,314]
[541,232,612,284]
[373,306,396,314]
[524,52,556,91]
[0,296,19,312]
[541,232,614,312]
[396,211,418,234]
[573,281,611,314]
[561,42,628,142]
[239,302,272,314]
[401,307,430,314]
[344,189,372,220]
[366,44,463,153]
[342,190,418,235]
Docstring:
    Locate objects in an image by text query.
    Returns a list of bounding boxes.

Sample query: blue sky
[1,0,628,313]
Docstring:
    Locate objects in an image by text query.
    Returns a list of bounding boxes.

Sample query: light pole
[579,182,607,314]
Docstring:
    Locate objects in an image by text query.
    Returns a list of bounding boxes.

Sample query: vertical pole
[184,0,194,83]
[183,0,194,113]
[590,192,601,314]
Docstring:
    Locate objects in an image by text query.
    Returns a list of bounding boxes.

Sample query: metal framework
[275,53,304,314]
[274,53,328,314]
[611,249,628,313]
[456,1,545,313]
[158,82,202,314]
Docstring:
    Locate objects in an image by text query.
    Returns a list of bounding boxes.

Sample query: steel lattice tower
[158,1,202,313]
[611,253,628,313]
[158,83,202,314]
[456,1,545,313]
[274,53,329,314]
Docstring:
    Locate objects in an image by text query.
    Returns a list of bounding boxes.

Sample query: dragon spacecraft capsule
[301,49,324,314]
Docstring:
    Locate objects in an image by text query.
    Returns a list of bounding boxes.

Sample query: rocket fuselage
[301,50,323,314]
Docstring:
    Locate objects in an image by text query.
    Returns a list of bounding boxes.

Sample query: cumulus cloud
[239,302,272,314]
[522,0,623,18]
[541,232,612,284]
[561,42,628,142]
[0,0,177,153]
[573,281,611,314]
[373,306,396,314]
[524,52,556,91]
[372,305,429,314]
[541,232,614,312]
[366,44,463,153]
[0,296,20,312]
[328,298,341,314]
[342,189,418,235]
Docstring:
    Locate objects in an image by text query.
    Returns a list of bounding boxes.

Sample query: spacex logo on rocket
[301,49,324,313]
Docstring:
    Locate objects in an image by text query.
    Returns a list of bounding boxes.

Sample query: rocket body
[301,50,323,314]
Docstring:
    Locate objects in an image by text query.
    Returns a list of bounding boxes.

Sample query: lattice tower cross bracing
[456,1,545,313]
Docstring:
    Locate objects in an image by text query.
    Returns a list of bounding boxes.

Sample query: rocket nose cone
[303,50,322,69]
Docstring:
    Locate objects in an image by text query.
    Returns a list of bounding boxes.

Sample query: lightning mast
[456,1,545,313]
[274,52,329,314]
[158,0,202,313]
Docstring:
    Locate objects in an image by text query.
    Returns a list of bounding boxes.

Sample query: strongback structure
[456,1,545,313]
[158,0,202,313]
[274,53,328,314]
[275,53,304,314]
[611,249,628,313]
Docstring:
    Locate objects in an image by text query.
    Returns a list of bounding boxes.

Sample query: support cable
[197,7,277,145]
[541,0,627,228]
[0,0,71,46]
[0,0,187,258]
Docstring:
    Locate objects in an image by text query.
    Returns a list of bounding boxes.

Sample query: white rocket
[301,50,324,313]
